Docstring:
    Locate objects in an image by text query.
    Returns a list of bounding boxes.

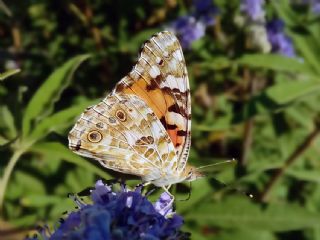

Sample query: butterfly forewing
[113,31,191,171]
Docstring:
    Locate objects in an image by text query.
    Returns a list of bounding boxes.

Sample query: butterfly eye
[87,130,102,143]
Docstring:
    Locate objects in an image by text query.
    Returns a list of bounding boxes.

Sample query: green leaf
[290,33,320,75]
[21,194,62,207]
[11,214,38,227]
[195,57,232,70]
[0,0,13,17]
[266,80,320,105]
[12,171,46,195]
[65,167,95,193]
[271,0,297,27]
[0,135,8,145]
[216,230,276,240]
[236,54,314,74]
[119,29,159,53]
[49,198,75,219]
[194,115,233,131]
[186,197,320,231]
[223,78,320,125]
[0,106,17,139]
[286,169,320,183]
[22,54,90,137]
[30,142,111,179]
[29,99,99,140]
[0,68,20,81]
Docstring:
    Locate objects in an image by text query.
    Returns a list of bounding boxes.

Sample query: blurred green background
[1,0,320,239]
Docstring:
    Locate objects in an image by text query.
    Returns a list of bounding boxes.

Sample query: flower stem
[259,125,320,202]
[0,149,24,213]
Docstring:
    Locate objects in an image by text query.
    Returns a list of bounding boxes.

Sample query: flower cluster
[240,0,265,21]
[266,19,296,57]
[168,0,218,49]
[310,0,320,13]
[29,180,189,240]
[293,0,320,14]
[240,0,296,57]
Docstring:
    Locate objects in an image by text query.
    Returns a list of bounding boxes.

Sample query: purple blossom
[167,0,218,48]
[294,0,320,14]
[169,16,206,49]
[307,0,320,14]
[28,181,189,240]
[240,0,265,21]
[154,192,174,216]
[313,2,320,13]
[193,0,218,25]
[266,19,296,57]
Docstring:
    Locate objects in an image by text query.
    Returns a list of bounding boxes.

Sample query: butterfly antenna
[145,187,158,197]
[196,158,237,171]
[212,177,254,199]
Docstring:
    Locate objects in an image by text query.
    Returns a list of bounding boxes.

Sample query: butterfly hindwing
[68,93,178,182]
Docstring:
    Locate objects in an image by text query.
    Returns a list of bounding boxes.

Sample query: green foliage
[1,1,320,239]
[186,197,320,231]
[0,68,21,81]
[0,53,105,228]
[22,54,90,137]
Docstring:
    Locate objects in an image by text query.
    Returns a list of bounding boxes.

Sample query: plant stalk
[0,149,24,213]
[260,126,320,202]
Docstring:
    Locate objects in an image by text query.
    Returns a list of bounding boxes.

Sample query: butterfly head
[182,165,205,182]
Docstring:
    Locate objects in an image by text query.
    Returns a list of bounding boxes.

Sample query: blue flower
[30,180,189,240]
[312,1,320,13]
[154,192,174,216]
[167,0,218,48]
[294,0,320,14]
[193,0,218,25]
[306,0,320,14]
[240,0,265,21]
[266,19,296,57]
[169,16,206,49]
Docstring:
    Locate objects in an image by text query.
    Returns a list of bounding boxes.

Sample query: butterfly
[68,31,203,194]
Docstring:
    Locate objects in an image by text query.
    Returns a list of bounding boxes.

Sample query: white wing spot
[173,50,183,61]
[165,75,179,90]
[156,57,162,64]
[149,65,160,78]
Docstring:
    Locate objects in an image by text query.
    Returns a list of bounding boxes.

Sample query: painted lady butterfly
[68,31,203,193]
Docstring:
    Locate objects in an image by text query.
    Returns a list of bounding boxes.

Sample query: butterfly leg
[135,181,152,191]
[141,181,152,187]
[136,181,158,197]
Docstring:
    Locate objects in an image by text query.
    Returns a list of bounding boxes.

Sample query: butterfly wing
[68,93,178,182]
[113,31,191,172]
